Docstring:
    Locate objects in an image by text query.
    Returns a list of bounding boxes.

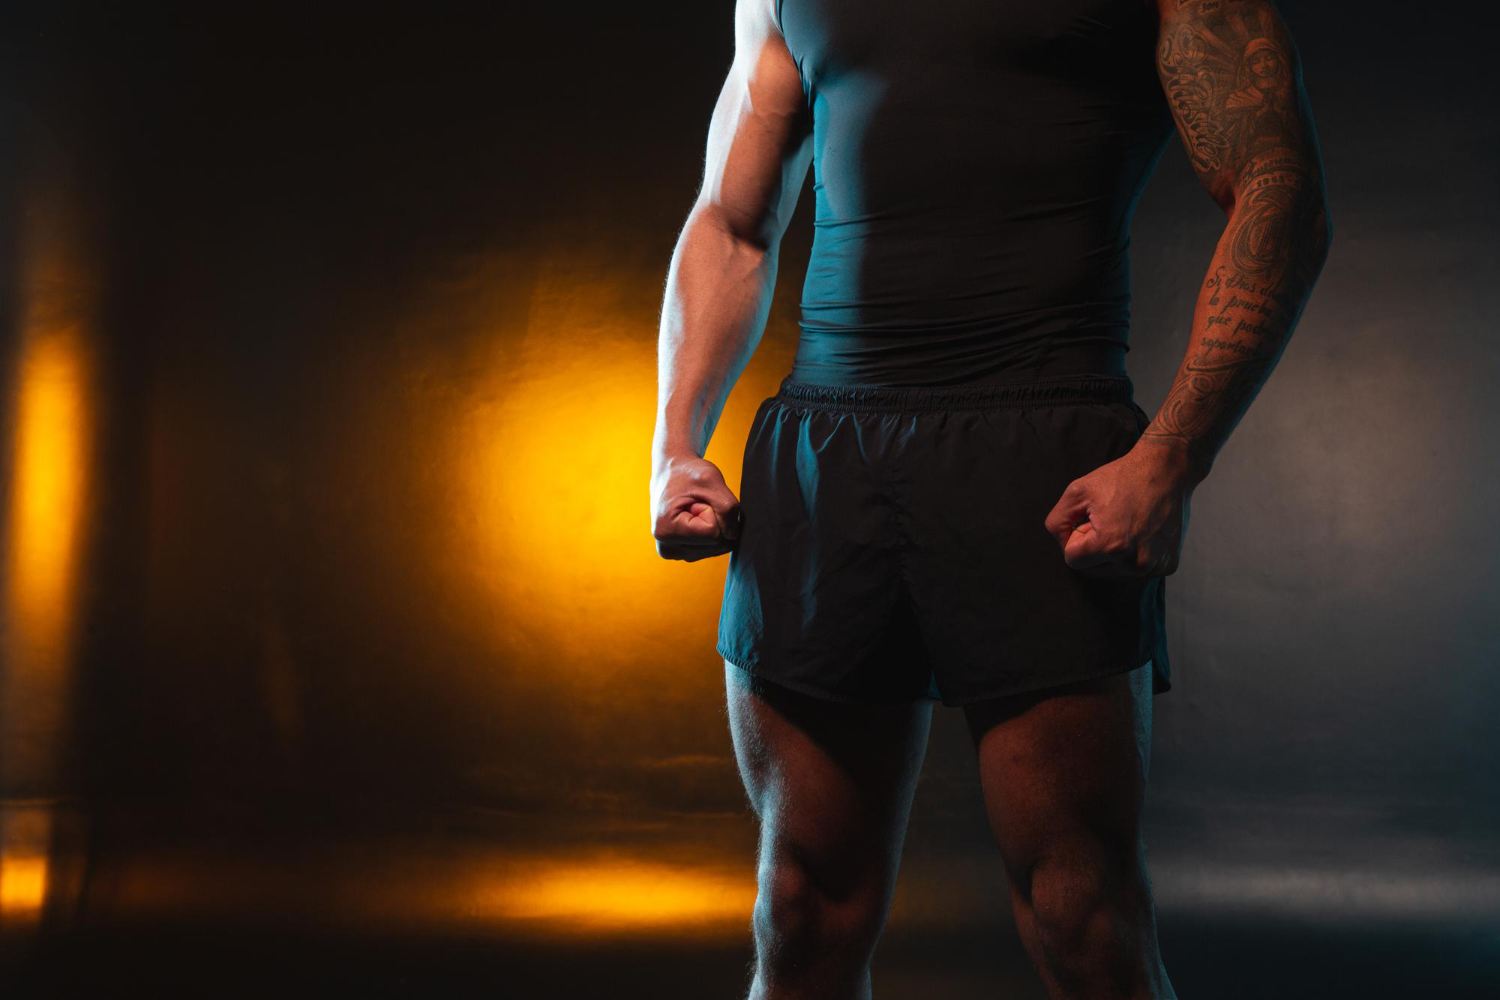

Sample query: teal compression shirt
[776,0,1176,385]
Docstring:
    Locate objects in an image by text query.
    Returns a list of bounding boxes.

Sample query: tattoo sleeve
[1148,0,1332,481]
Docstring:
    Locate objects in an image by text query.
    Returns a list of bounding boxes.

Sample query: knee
[754,854,820,967]
[1025,849,1148,980]
[1028,857,1113,952]
[752,845,886,979]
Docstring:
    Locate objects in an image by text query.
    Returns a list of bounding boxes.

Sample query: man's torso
[778,0,1174,386]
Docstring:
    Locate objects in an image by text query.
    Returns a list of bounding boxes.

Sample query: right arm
[651,0,812,561]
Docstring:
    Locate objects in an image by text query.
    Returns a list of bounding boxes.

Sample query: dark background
[0,2,1495,997]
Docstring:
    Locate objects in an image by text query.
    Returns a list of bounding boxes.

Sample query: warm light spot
[7,331,88,665]
[0,853,49,918]
[0,804,55,924]
[483,856,755,934]
[460,252,779,677]
[1,183,92,913]
[472,350,664,644]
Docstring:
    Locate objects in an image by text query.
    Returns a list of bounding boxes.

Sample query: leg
[726,663,933,1000]
[963,661,1176,1000]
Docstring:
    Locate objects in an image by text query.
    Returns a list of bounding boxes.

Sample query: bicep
[1153,0,1322,211]
[696,0,813,248]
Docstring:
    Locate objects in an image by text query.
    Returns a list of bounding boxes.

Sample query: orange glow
[0,853,48,917]
[3,178,92,682]
[7,332,89,665]
[0,805,54,923]
[96,845,760,940]
[471,348,664,649]
[461,257,783,679]
[1,183,92,930]
[481,855,755,933]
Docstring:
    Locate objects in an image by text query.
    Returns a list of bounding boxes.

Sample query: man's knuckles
[653,516,721,543]
[1072,530,1129,558]
[655,536,732,562]
[1066,533,1147,568]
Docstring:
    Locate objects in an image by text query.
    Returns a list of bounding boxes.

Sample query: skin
[1044,0,1332,581]
[649,0,809,560]
[651,1,1330,997]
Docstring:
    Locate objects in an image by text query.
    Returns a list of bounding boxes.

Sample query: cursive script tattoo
[1145,0,1331,478]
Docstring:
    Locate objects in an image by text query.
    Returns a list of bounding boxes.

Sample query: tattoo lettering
[1200,337,1260,357]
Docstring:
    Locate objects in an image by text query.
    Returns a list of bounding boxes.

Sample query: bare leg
[725,663,933,1000]
[963,662,1176,1000]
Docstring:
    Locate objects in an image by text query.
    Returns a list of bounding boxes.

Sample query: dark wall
[0,2,1495,996]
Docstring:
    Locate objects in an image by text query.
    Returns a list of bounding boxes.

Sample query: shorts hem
[936,651,1170,707]
[717,645,938,706]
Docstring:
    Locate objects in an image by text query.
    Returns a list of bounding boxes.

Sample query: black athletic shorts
[717,374,1172,706]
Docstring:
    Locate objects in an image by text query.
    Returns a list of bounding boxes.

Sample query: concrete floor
[5,913,1497,998]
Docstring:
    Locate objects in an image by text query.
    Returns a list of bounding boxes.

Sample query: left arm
[1044,0,1332,577]
[1142,0,1333,483]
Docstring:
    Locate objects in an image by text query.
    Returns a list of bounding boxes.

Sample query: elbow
[690,199,779,255]
[1225,180,1333,275]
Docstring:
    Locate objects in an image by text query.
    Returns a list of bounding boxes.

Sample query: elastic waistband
[773,374,1136,413]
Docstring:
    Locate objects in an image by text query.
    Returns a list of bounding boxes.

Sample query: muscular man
[651,1,1330,997]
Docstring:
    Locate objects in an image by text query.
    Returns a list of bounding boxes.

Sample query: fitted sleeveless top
[775,0,1176,386]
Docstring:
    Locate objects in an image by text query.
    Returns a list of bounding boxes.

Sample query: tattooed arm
[1145,0,1333,482]
[1044,0,1331,575]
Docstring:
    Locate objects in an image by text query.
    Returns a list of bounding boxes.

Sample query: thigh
[726,663,932,893]
[962,661,1154,886]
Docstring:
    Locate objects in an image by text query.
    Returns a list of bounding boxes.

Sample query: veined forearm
[1140,162,1330,479]
[653,204,780,464]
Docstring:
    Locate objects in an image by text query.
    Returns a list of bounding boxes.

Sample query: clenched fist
[1043,445,1200,579]
[651,455,743,561]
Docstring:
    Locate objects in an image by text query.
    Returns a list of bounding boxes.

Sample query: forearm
[1139,170,1331,482]
[1145,0,1333,484]
[653,202,780,466]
